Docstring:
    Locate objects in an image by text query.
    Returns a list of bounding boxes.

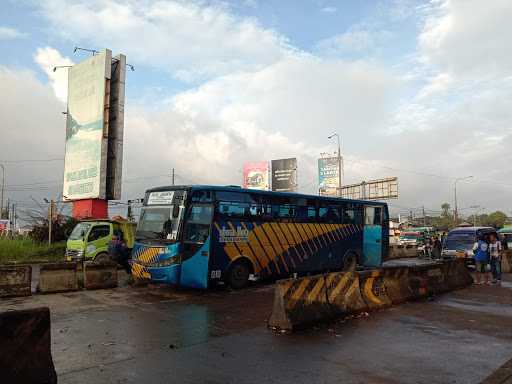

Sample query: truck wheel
[342,253,357,272]
[227,260,250,289]
[94,253,111,264]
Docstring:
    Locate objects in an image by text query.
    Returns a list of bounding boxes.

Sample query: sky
[1,0,511,221]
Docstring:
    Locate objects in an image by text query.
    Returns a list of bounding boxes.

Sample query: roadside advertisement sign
[63,49,112,201]
[271,158,297,192]
[0,219,8,233]
[318,157,339,196]
[340,177,399,200]
[243,162,270,190]
[105,54,126,200]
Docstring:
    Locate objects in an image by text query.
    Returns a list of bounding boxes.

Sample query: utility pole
[172,168,175,186]
[48,199,54,245]
[422,206,426,226]
[0,164,4,219]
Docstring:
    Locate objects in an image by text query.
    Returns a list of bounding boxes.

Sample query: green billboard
[63,49,111,200]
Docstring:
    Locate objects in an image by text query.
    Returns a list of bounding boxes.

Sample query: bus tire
[342,252,358,272]
[227,259,251,289]
[94,253,111,264]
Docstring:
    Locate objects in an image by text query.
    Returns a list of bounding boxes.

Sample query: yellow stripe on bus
[262,223,289,273]
[253,224,282,274]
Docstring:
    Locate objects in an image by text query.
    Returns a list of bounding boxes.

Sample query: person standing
[473,235,490,285]
[108,232,131,274]
[489,233,502,284]
[431,236,442,259]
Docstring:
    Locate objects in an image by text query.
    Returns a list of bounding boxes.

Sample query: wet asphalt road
[2,276,512,384]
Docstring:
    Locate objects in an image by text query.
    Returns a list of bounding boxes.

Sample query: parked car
[442,226,496,264]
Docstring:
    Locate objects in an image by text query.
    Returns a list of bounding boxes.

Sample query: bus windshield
[136,206,182,242]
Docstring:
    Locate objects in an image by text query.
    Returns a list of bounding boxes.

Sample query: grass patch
[0,237,66,264]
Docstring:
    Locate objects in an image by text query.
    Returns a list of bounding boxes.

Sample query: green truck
[65,219,136,262]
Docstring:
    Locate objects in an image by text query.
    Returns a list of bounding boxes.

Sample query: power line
[0,158,64,164]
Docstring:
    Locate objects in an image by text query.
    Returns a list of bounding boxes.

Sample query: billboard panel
[271,158,297,192]
[243,162,269,190]
[318,157,339,196]
[340,177,399,200]
[105,54,126,200]
[63,49,112,201]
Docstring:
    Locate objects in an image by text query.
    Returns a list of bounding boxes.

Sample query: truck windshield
[136,206,182,241]
[69,223,92,240]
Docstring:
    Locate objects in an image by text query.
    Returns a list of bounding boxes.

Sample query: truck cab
[66,219,136,262]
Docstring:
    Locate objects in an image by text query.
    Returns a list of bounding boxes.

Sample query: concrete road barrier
[39,262,78,293]
[502,250,512,273]
[0,265,31,298]
[85,261,118,290]
[381,267,414,304]
[359,270,392,310]
[480,357,512,384]
[269,258,473,331]
[0,307,57,384]
[325,272,367,315]
[268,275,331,330]
[389,244,419,259]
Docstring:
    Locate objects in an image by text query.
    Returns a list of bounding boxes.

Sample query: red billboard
[243,162,270,190]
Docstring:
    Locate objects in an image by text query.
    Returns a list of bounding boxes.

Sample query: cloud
[0,66,65,206]
[34,47,74,103]
[419,0,512,78]
[320,6,337,14]
[38,0,292,81]
[315,26,393,57]
[0,26,27,40]
[123,54,400,195]
[10,0,512,218]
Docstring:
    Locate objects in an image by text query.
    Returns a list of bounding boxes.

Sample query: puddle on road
[436,297,512,317]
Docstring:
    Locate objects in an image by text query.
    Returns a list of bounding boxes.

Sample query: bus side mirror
[172,205,180,218]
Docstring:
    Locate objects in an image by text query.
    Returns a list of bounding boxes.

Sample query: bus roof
[145,184,388,206]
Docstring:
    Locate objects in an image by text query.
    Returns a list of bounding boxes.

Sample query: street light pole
[0,164,4,219]
[454,176,473,224]
[328,133,343,197]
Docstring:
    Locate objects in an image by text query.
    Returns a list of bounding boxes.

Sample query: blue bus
[131,185,389,289]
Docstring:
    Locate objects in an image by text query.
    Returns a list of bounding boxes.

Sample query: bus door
[180,204,214,289]
[362,206,383,267]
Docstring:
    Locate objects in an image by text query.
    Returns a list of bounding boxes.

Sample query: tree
[441,203,451,218]
[483,211,507,229]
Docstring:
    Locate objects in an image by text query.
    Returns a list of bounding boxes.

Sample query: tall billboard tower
[62,49,126,219]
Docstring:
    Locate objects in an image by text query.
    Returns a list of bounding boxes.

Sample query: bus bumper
[146,264,181,284]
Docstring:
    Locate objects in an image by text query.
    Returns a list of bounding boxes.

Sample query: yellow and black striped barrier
[268,258,473,331]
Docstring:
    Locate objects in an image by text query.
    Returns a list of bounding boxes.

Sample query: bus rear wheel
[342,253,357,272]
[227,260,250,289]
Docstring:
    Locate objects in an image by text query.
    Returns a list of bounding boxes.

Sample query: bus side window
[344,205,363,225]
[365,206,382,225]
[191,190,212,203]
[296,201,316,222]
[374,207,382,225]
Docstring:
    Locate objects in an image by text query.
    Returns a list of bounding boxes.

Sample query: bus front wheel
[227,260,251,289]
